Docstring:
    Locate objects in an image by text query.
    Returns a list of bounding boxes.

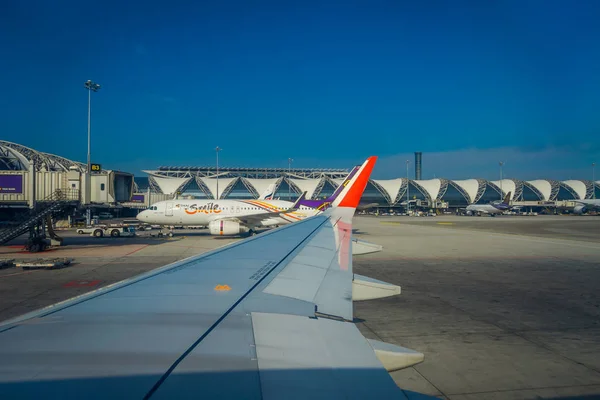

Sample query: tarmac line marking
[437,222,454,225]
[0,270,38,278]
[123,244,150,256]
[380,221,402,225]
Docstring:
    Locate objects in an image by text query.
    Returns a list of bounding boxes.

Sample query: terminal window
[100,183,105,191]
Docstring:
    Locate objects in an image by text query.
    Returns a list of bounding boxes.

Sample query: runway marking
[437,222,454,225]
[0,270,38,278]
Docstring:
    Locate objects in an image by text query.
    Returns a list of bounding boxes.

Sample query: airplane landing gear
[158,226,174,238]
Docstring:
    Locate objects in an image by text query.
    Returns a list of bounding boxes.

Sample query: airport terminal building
[2,141,598,211]
[143,166,600,209]
[0,141,134,208]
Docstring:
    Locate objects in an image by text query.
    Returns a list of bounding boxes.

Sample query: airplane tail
[296,165,362,211]
[326,165,361,203]
[331,156,377,209]
[259,183,277,200]
[503,191,512,205]
[289,191,307,210]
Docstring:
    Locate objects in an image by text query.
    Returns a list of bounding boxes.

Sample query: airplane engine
[573,204,587,214]
[209,220,250,236]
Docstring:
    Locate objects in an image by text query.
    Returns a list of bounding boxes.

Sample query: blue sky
[1,1,599,179]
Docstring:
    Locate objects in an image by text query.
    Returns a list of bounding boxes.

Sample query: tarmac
[1,214,600,399]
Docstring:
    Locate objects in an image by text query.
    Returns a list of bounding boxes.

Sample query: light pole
[406,160,410,214]
[499,161,505,200]
[215,146,221,199]
[288,158,293,200]
[593,162,596,199]
[84,80,100,225]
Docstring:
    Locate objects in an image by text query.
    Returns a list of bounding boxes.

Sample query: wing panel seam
[143,217,329,399]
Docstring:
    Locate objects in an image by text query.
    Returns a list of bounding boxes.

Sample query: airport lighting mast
[406,160,410,214]
[288,158,293,200]
[84,80,101,226]
[499,161,505,200]
[215,146,222,200]
[593,162,596,199]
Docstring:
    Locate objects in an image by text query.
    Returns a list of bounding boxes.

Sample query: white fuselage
[577,199,600,208]
[137,199,320,227]
[465,204,504,215]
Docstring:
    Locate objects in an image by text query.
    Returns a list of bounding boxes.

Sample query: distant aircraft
[573,199,600,214]
[0,154,426,399]
[357,203,379,211]
[465,192,512,216]
[257,182,277,200]
[137,163,365,236]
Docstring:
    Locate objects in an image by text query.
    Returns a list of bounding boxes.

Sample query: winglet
[331,156,378,209]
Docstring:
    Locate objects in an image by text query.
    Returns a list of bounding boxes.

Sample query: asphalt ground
[1,214,599,399]
[354,215,600,399]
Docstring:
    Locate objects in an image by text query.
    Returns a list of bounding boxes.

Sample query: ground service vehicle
[91,226,136,238]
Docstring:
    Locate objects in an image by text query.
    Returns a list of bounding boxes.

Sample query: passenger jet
[573,198,600,214]
[465,192,512,216]
[137,163,363,236]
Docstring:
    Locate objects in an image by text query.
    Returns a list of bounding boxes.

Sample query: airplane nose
[136,211,147,221]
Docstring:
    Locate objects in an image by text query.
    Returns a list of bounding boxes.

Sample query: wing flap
[251,312,407,400]
[352,238,383,255]
[353,274,401,301]
[367,339,424,372]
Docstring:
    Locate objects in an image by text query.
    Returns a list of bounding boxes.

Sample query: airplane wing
[0,156,427,399]
[0,212,421,399]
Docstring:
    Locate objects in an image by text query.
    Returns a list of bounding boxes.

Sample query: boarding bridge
[0,189,79,251]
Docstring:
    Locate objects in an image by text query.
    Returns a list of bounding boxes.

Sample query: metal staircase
[0,189,79,249]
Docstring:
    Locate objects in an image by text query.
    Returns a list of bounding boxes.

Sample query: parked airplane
[573,198,600,214]
[465,192,512,216]
[257,182,277,200]
[137,164,362,236]
[0,155,428,399]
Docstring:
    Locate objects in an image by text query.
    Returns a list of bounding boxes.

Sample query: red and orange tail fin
[331,156,377,209]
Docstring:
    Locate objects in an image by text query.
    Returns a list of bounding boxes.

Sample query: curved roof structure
[143,165,599,205]
[198,177,238,199]
[149,173,599,205]
[289,178,323,200]
[451,179,479,203]
[527,180,553,201]
[0,141,85,172]
[562,180,586,200]
[372,179,404,204]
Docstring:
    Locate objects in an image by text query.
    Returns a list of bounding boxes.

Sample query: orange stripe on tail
[336,156,377,208]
